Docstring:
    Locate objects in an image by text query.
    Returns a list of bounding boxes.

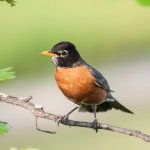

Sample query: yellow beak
[40,51,58,57]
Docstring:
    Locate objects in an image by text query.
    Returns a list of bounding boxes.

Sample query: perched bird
[41,41,133,132]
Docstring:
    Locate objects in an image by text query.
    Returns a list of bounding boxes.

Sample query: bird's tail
[97,98,133,114]
[79,96,134,114]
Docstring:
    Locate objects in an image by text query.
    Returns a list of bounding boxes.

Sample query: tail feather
[100,100,134,114]
[79,99,133,114]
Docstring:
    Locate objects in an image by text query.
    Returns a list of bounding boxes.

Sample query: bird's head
[41,42,83,67]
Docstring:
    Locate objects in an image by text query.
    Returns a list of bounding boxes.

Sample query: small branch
[0,92,150,142]
[35,117,56,134]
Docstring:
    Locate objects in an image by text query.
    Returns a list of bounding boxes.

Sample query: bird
[41,41,133,132]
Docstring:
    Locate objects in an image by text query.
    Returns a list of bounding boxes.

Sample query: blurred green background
[0,0,150,150]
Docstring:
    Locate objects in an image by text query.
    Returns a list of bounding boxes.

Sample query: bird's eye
[61,50,68,56]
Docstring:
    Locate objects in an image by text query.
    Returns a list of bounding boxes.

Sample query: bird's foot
[57,114,69,126]
[92,119,99,133]
[57,107,78,126]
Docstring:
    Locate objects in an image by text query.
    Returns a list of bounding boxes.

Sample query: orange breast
[54,66,107,105]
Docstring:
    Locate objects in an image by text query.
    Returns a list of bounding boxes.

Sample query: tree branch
[0,92,150,142]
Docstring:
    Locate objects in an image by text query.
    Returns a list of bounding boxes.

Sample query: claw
[57,115,69,126]
[57,107,78,126]
[92,119,99,133]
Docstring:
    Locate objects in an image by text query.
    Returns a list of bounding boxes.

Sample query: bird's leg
[91,105,99,133]
[64,106,78,120]
[58,106,78,126]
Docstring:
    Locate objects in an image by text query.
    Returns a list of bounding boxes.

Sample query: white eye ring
[60,50,68,56]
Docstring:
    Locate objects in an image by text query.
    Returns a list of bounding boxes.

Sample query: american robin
[41,41,133,132]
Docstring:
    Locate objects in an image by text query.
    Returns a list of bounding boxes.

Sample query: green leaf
[0,67,16,82]
[136,0,150,6]
[0,0,16,6]
[0,121,11,135]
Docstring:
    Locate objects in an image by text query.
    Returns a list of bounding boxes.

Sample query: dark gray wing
[82,64,133,114]
[86,64,113,93]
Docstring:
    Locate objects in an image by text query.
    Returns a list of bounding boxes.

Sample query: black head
[49,42,84,67]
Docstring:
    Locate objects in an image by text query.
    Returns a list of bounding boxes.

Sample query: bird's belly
[54,66,107,105]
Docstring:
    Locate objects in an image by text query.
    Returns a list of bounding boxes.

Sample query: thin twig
[0,92,150,142]
[35,117,56,134]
